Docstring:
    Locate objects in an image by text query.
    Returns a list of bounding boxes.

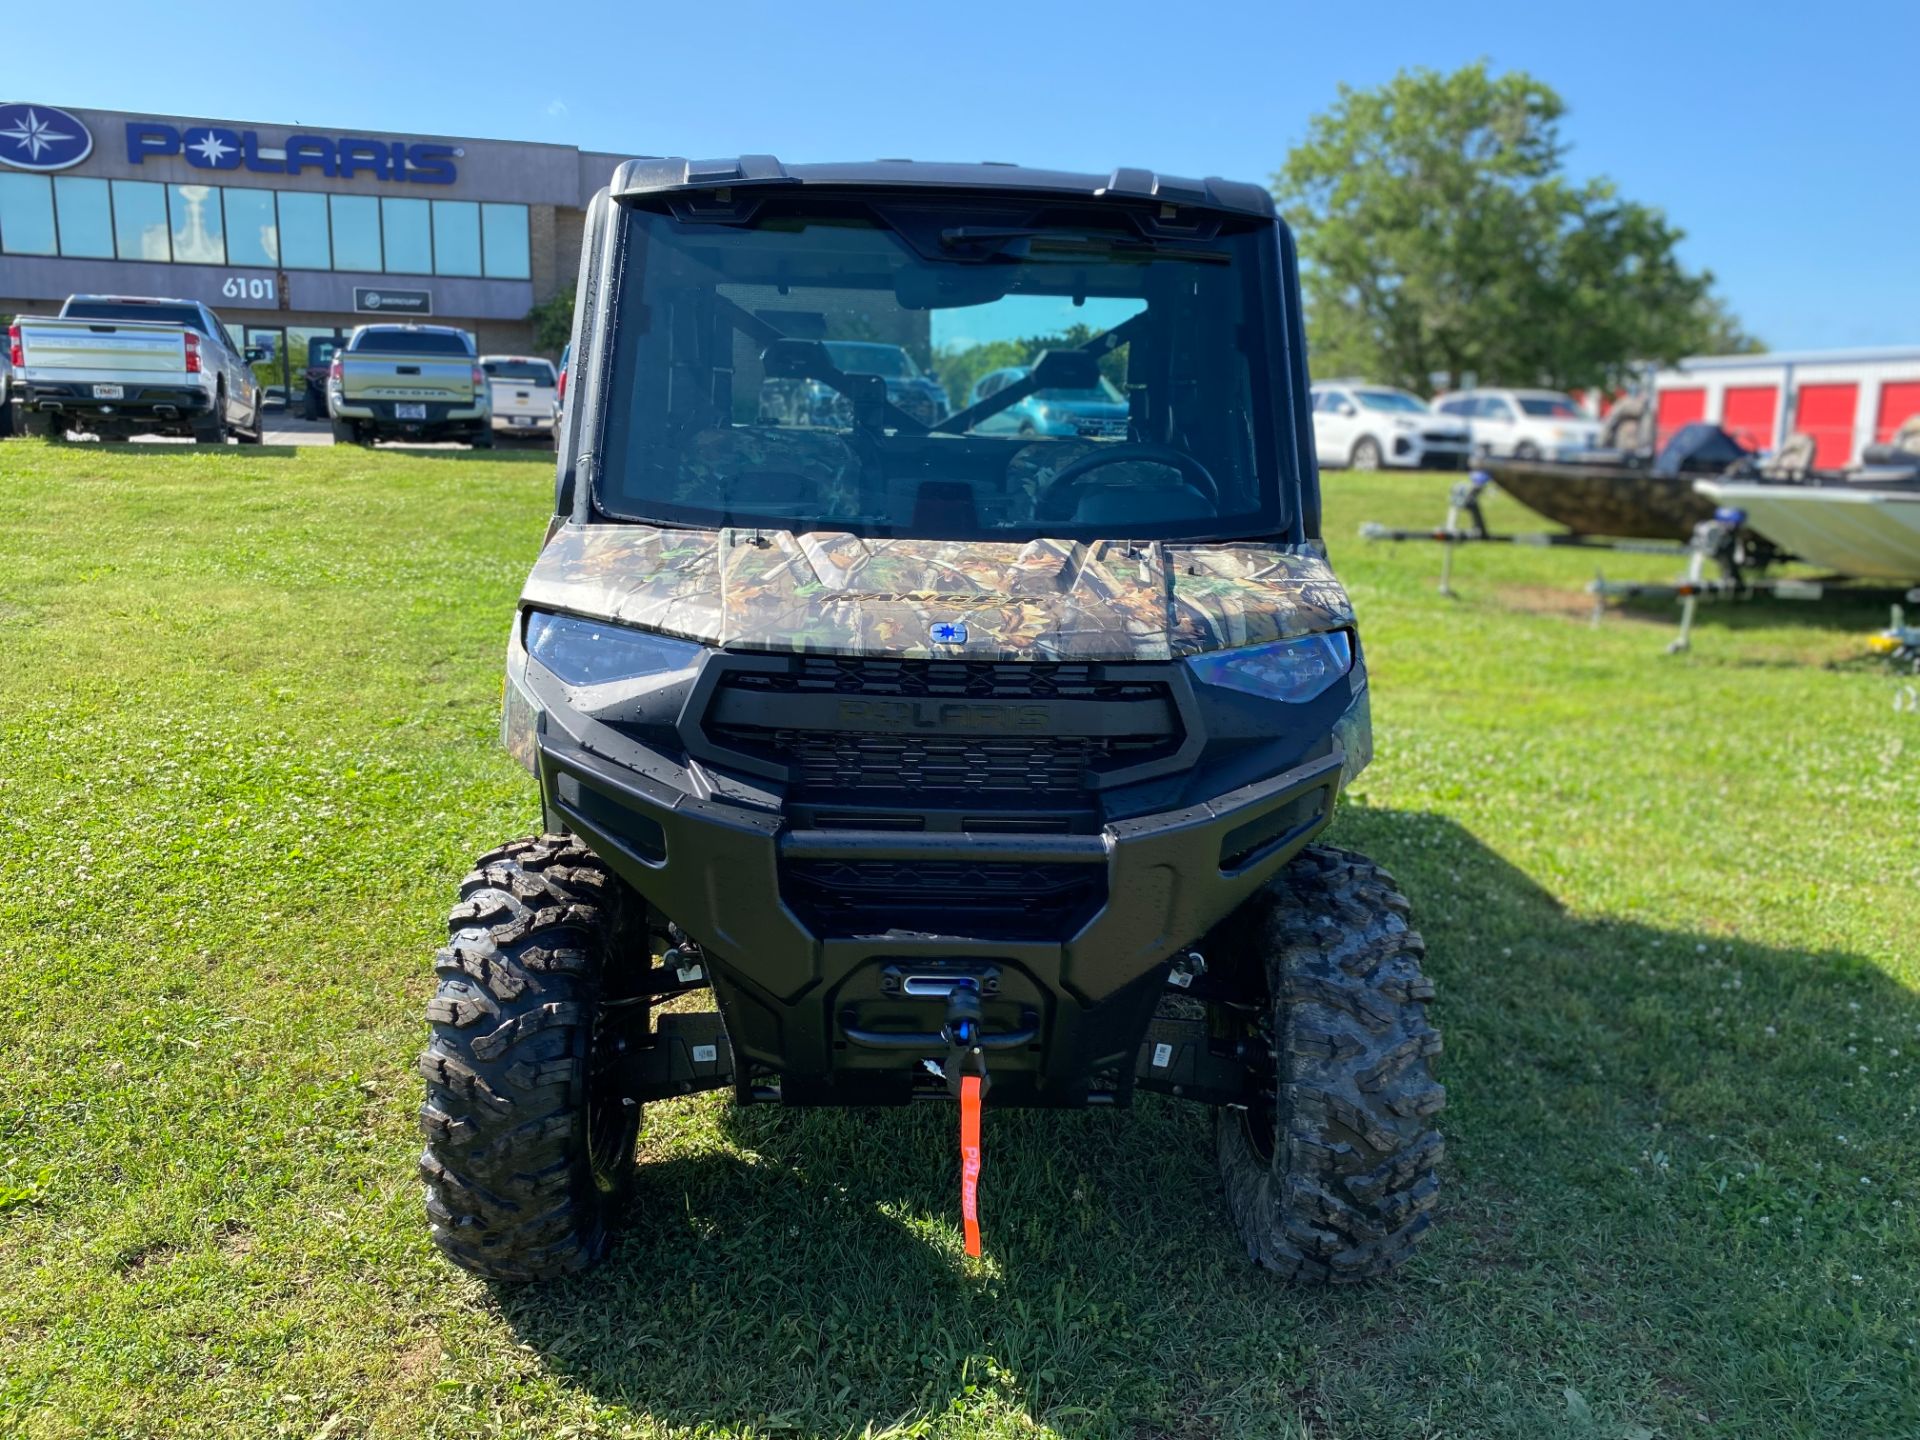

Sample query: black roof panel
[607,155,1274,219]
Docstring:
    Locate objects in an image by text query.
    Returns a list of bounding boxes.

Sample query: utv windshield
[595,197,1292,541]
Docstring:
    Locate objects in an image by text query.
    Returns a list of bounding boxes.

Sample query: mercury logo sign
[0,103,93,172]
[126,122,460,184]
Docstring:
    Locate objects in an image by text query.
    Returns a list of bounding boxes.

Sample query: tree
[1275,62,1758,394]
[931,322,1129,411]
[528,290,575,358]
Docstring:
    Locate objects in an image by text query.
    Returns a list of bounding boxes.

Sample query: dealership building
[0,101,624,394]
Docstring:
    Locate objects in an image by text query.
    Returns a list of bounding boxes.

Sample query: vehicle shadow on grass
[486,807,1920,1439]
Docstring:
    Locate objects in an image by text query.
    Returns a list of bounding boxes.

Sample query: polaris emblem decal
[0,104,93,172]
[930,621,968,645]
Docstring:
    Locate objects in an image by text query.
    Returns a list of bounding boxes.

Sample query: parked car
[556,342,571,415]
[7,294,265,443]
[480,355,559,442]
[0,344,13,438]
[300,336,344,421]
[965,365,1129,438]
[1310,381,1471,471]
[327,324,491,448]
[759,340,947,428]
[1433,387,1601,460]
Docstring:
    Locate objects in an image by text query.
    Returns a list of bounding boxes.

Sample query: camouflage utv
[419,157,1443,1283]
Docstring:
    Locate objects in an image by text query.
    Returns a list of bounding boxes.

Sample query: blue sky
[14,0,1915,351]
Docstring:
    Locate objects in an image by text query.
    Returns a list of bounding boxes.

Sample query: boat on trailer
[1481,422,1759,541]
[1692,481,1920,581]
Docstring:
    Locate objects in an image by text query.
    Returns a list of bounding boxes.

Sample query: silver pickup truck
[327,324,492,448]
[7,295,264,443]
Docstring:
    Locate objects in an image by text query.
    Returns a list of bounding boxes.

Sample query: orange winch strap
[959,1073,983,1257]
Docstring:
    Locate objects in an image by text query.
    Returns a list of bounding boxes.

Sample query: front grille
[707,657,1181,799]
[775,731,1163,796]
[783,858,1105,939]
[723,655,1167,703]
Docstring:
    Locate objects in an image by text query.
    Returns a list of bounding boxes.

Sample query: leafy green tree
[528,290,575,358]
[1275,62,1758,394]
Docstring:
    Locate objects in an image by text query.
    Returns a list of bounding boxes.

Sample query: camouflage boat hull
[1485,458,1717,540]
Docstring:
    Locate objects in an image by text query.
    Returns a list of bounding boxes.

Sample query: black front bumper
[535,723,1343,1106]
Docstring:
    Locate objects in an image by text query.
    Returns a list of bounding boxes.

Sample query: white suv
[1310,381,1472,471]
[1433,388,1600,460]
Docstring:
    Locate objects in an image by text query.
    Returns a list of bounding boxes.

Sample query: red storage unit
[1655,387,1706,446]
[1721,385,1779,453]
[1794,383,1858,468]
[1875,381,1920,443]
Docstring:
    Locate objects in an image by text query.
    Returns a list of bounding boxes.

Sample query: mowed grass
[0,441,1915,1440]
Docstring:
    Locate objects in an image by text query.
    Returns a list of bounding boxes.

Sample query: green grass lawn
[1,442,1915,1440]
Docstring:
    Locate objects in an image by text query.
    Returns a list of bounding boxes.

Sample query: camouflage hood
[521,524,1353,661]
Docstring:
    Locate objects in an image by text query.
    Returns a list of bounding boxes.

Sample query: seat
[1860,414,1920,468]
[1759,432,1817,480]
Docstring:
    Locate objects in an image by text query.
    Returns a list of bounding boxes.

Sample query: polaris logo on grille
[837,700,1049,733]
[930,621,968,644]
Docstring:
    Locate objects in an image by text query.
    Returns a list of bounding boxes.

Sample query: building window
[432,199,482,277]
[482,203,530,280]
[0,173,57,255]
[224,188,279,268]
[277,192,329,270]
[330,194,381,273]
[111,180,171,262]
[381,196,432,275]
[169,184,225,265]
[53,177,114,259]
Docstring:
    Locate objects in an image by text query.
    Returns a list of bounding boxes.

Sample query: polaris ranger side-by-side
[419,157,1443,1283]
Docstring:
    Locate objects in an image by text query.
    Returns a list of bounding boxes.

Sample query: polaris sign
[126,122,460,184]
[0,103,94,172]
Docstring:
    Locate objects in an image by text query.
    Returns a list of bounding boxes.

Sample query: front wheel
[1216,844,1443,1283]
[419,835,648,1280]
[1513,440,1541,461]
[1350,436,1383,471]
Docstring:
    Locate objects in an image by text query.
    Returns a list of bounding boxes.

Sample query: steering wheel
[1031,443,1221,521]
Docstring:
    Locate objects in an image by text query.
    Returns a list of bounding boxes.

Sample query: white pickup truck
[480,355,559,444]
[7,295,264,443]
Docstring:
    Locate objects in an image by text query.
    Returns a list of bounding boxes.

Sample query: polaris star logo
[0,103,93,172]
[930,621,968,645]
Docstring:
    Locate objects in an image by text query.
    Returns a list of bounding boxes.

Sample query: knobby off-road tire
[419,835,645,1280]
[1216,844,1444,1283]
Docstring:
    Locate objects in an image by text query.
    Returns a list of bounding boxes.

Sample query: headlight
[1186,632,1353,703]
[524,610,705,686]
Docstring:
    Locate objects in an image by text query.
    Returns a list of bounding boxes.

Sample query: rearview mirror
[245,347,267,364]
[760,338,832,380]
[1027,349,1101,392]
[894,266,1015,311]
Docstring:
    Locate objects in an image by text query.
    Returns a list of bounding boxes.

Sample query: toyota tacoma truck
[8,294,264,443]
[327,323,492,447]
[420,157,1443,1284]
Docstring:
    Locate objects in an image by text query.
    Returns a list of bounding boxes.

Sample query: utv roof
[608,155,1276,219]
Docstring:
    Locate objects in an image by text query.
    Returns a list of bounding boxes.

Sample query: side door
[1479,396,1519,455]
[1321,388,1360,460]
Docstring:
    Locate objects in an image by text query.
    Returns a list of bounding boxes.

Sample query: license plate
[92,383,124,399]
[511,417,534,427]
[396,403,427,420]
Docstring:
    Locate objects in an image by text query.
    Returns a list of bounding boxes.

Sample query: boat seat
[1759,432,1816,480]
[1860,414,1920,467]
[1599,395,1649,452]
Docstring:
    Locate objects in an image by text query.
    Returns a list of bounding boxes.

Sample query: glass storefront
[0,174,531,279]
